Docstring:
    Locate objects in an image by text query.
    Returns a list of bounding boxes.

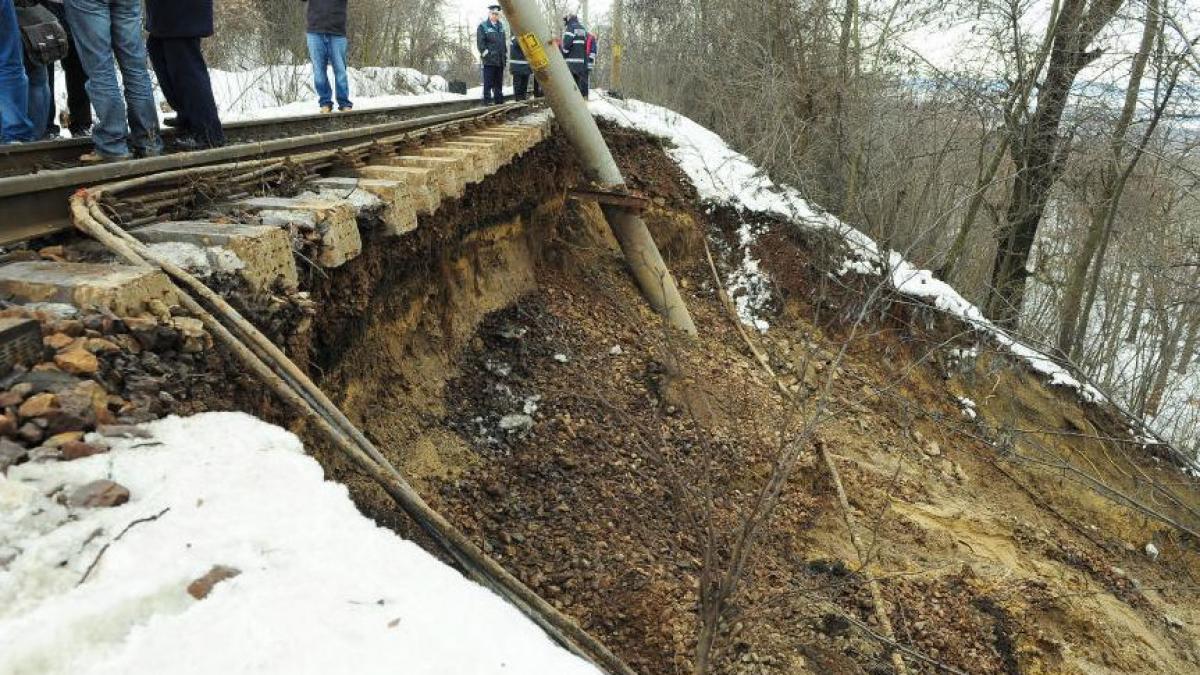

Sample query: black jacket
[145,0,213,39]
[476,19,506,68]
[509,37,530,75]
[301,0,348,36]
[561,17,587,75]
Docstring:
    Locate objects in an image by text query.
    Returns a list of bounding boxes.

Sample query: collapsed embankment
[233,122,1200,674]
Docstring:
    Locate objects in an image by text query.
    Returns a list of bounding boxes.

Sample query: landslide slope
[307,123,1200,674]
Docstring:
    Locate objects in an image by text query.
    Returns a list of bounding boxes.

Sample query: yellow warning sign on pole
[518,33,551,71]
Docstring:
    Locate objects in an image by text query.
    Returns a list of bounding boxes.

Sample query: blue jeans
[0,0,35,143]
[306,33,351,110]
[65,0,162,157]
[25,59,50,140]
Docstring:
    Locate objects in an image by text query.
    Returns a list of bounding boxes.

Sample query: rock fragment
[54,348,100,375]
[61,440,108,461]
[187,565,242,600]
[0,438,26,472]
[69,480,130,508]
[18,392,58,419]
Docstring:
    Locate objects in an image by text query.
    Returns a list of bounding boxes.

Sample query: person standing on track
[145,0,225,150]
[508,35,531,102]
[476,4,505,106]
[64,0,162,161]
[301,0,352,114]
[560,13,589,99]
[38,0,91,137]
[0,0,36,143]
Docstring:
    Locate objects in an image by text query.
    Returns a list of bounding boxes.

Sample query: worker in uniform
[476,4,505,105]
[560,13,589,99]
[508,35,531,101]
[145,0,225,149]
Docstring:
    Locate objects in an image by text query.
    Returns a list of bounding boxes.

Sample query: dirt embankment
[240,124,1200,674]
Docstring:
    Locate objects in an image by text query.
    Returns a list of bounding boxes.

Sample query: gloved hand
[482,49,489,57]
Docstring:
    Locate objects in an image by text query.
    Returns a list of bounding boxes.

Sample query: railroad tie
[354,165,441,216]
[307,177,418,237]
[234,197,363,269]
[387,155,466,199]
[131,222,300,296]
[0,261,179,317]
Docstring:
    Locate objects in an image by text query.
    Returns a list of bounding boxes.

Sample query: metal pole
[611,0,623,93]
[501,0,698,336]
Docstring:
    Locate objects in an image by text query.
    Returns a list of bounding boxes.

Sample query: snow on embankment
[588,97,1172,441]
[205,66,461,122]
[0,413,596,675]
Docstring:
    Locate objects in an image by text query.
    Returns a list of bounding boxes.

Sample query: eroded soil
[278,125,1200,674]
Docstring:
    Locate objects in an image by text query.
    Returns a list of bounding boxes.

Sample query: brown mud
[229,123,1200,674]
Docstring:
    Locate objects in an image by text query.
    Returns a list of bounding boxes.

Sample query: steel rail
[0,98,481,177]
[0,101,518,247]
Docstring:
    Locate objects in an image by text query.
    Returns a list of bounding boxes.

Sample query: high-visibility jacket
[509,36,530,75]
[561,17,588,75]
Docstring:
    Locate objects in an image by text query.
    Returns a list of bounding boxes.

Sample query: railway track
[0,95,633,672]
[0,98,481,178]
[0,98,487,246]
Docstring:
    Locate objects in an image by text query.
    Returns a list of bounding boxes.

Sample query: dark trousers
[42,0,91,135]
[147,35,224,146]
[572,71,589,99]
[512,71,530,101]
[481,64,504,105]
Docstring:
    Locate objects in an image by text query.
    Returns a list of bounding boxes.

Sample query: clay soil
[266,125,1200,674]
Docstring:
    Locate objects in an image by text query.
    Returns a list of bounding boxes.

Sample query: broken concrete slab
[133,221,299,294]
[309,177,418,236]
[389,156,465,199]
[355,165,441,215]
[419,147,485,183]
[0,262,179,317]
[442,141,506,174]
[235,197,362,268]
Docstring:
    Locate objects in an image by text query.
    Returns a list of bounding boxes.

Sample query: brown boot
[79,150,131,164]
[319,105,333,114]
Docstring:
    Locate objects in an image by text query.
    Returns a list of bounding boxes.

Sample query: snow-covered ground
[46,64,467,131]
[588,95,1196,465]
[0,413,597,675]
[206,66,457,121]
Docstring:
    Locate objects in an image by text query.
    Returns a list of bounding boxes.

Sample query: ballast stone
[133,222,299,294]
[0,262,179,316]
[236,197,362,268]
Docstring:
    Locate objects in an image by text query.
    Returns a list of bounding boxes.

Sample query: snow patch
[958,397,978,420]
[0,413,595,674]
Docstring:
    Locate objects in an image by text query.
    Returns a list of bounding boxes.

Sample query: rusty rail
[0,100,505,247]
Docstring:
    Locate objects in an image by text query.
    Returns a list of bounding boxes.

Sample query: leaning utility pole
[582,0,589,25]
[610,0,623,93]
[501,0,698,336]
